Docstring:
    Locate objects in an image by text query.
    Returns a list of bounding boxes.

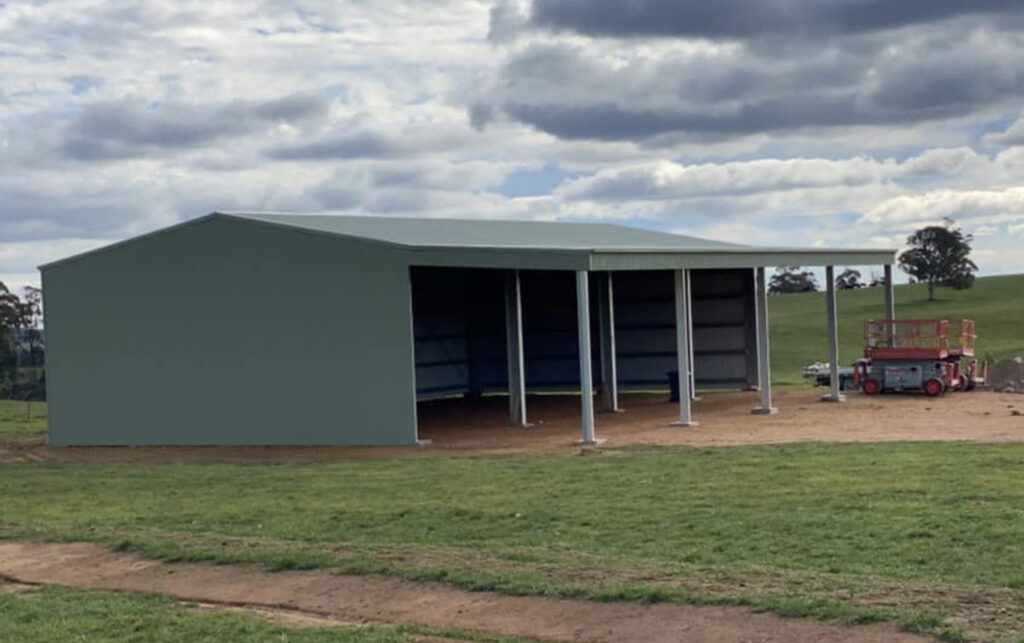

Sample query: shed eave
[588,248,898,271]
[589,246,899,256]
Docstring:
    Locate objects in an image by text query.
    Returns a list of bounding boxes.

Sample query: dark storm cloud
[869,49,1024,113]
[62,94,329,160]
[266,120,475,161]
[529,0,1022,39]
[267,131,398,160]
[475,18,1024,142]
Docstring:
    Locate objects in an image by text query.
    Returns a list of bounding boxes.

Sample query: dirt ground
[0,541,928,643]
[3,389,1023,464]
[417,388,1024,451]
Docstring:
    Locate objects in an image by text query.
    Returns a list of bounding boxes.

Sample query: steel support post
[597,272,619,412]
[822,265,844,402]
[884,264,895,320]
[576,270,598,444]
[504,269,527,426]
[687,269,698,400]
[673,269,697,426]
[752,267,778,414]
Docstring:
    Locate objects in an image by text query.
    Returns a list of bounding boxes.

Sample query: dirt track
[3,390,1023,464]
[0,541,927,643]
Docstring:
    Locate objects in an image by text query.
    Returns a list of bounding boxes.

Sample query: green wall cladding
[43,217,418,446]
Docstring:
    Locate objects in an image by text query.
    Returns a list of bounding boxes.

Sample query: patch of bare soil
[3,390,1024,464]
[0,541,927,643]
[0,580,39,596]
[189,601,360,629]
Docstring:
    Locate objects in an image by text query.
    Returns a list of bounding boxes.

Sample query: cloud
[475,15,1024,143]
[62,94,330,160]
[306,160,536,215]
[489,0,531,44]
[266,117,479,161]
[985,114,1024,147]
[5,0,1024,288]
[555,148,996,203]
[558,157,891,201]
[859,187,1024,227]
[526,0,1023,40]
[268,131,399,160]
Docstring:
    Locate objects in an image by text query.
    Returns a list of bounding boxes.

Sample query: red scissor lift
[852,319,986,396]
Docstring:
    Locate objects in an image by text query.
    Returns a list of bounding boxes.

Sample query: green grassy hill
[769,273,1024,387]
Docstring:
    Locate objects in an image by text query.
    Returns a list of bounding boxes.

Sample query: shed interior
[410,266,759,434]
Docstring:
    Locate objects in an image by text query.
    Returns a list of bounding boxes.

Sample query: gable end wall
[42,216,417,446]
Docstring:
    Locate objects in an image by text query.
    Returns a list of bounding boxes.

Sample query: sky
[3,0,1024,290]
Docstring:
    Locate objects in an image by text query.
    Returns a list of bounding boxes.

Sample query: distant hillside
[768,273,1024,387]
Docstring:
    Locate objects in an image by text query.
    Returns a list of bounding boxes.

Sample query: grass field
[0,399,46,437]
[0,582,519,642]
[769,273,1024,386]
[6,442,1024,638]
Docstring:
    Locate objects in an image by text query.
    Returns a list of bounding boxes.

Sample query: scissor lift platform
[855,319,984,396]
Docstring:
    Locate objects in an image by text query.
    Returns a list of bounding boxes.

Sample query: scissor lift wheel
[923,378,945,396]
[862,378,881,395]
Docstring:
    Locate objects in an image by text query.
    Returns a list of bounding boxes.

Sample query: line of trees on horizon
[768,220,977,300]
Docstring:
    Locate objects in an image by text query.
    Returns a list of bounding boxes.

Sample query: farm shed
[41,213,896,446]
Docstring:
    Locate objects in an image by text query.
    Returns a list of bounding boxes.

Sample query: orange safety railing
[864,319,949,359]
[863,319,976,359]
[953,319,975,356]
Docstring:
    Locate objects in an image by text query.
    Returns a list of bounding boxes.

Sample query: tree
[768,266,818,294]
[898,223,976,301]
[0,282,20,395]
[835,268,863,290]
[17,286,44,372]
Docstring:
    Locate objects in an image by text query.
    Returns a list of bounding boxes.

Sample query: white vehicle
[802,362,856,390]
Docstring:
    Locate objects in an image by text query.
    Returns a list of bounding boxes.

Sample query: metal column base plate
[670,420,700,427]
[820,394,846,403]
[750,407,779,415]
[575,437,609,446]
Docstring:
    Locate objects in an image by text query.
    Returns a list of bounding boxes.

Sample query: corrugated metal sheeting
[411,267,756,399]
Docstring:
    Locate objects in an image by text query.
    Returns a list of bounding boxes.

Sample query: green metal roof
[222,212,897,269]
[41,211,898,271]
[222,212,746,251]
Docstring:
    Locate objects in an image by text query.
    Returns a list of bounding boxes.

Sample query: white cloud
[556,157,895,202]
[3,0,1024,287]
[858,187,1024,227]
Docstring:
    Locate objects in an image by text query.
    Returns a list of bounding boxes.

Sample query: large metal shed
[41,212,896,446]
